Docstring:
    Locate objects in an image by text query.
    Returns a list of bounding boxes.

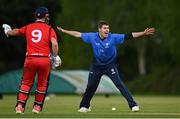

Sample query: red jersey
[18,22,57,57]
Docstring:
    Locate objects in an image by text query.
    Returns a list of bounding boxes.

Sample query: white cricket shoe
[32,105,41,114]
[78,107,91,113]
[15,105,24,114]
[131,106,139,112]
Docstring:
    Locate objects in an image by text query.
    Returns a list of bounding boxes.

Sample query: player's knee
[20,84,31,92]
[36,86,47,93]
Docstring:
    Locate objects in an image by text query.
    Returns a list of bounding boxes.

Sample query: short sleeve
[112,34,125,44]
[18,26,27,36]
[81,33,93,43]
[50,28,57,40]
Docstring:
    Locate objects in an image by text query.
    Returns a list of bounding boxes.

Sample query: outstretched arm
[2,24,19,37]
[57,26,82,38]
[132,28,155,38]
[7,29,19,36]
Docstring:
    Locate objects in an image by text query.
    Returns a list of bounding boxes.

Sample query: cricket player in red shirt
[2,7,61,114]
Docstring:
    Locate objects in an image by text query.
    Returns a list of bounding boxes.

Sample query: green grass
[0,94,180,118]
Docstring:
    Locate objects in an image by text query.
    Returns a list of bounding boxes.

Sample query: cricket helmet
[35,7,49,18]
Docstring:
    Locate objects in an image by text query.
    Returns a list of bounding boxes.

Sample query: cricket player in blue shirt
[57,20,155,112]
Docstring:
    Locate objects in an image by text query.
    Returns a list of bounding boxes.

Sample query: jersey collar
[98,32,106,41]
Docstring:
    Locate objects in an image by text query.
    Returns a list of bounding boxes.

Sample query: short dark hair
[98,20,109,28]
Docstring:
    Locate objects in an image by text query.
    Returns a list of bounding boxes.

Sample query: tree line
[0,0,180,94]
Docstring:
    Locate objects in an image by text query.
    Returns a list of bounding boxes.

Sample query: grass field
[0,94,180,118]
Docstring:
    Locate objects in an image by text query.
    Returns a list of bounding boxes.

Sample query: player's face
[45,14,50,24]
[98,25,110,39]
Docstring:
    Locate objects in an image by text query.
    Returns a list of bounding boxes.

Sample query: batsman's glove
[52,55,62,69]
[2,24,12,37]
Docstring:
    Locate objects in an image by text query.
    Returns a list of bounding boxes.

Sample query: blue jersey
[81,32,125,66]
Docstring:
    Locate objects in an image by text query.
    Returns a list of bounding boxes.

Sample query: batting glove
[52,55,62,68]
[2,24,12,37]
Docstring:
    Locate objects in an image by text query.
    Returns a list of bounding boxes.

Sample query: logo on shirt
[105,43,110,48]
[95,43,100,45]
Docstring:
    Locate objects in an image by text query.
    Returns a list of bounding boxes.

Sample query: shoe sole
[16,111,24,115]
[32,110,40,114]
[78,109,91,113]
[78,110,88,113]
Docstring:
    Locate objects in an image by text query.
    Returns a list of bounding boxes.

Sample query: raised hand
[144,28,156,35]
[57,26,65,32]
[2,24,12,37]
